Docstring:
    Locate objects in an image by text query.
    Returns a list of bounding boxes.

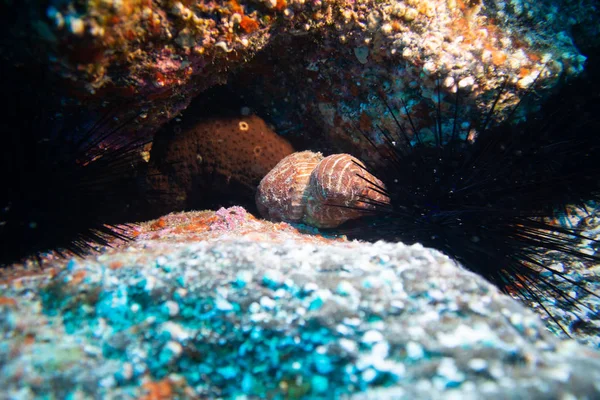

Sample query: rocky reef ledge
[6,0,600,140]
[1,207,600,399]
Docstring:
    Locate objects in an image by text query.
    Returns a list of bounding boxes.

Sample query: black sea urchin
[344,66,600,336]
[0,66,150,267]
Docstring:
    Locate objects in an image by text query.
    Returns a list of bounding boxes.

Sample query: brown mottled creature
[147,114,294,215]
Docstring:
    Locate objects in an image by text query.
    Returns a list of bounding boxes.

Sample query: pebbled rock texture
[1,208,599,399]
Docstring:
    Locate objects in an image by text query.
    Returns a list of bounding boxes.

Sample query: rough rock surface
[1,208,600,399]
[5,0,599,139]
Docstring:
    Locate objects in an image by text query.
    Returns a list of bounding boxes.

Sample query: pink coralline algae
[127,208,346,248]
[211,206,250,231]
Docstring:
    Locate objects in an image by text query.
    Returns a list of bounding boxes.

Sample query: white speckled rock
[1,211,600,398]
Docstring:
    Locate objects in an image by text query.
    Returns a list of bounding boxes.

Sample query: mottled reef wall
[3,0,600,148]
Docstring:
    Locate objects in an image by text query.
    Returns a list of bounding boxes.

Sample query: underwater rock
[229,0,600,155]
[4,0,598,138]
[1,208,600,398]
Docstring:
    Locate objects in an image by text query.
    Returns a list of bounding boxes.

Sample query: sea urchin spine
[0,66,152,267]
[342,74,600,335]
